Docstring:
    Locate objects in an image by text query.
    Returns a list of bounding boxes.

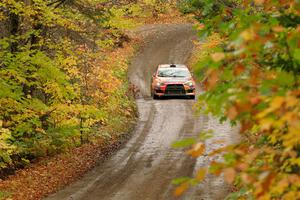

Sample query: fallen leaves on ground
[0,134,129,200]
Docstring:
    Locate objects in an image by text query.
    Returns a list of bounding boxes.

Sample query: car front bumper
[153,84,195,97]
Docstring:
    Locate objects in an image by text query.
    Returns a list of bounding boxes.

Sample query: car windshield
[157,68,191,77]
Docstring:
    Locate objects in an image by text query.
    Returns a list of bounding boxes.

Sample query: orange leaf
[205,69,219,90]
[237,163,249,171]
[246,150,260,164]
[291,89,300,96]
[186,143,205,157]
[258,194,271,200]
[226,105,238,120]
[261,172,275,195]
[240,120,253,132]
[208,146,228,156]
[250,96,261,105]
[241,173,254,184]
[210,161,224,176]
[272,26,285,32]
[224,168,236,184]
[233,63,245,76]
[249,67,261,86]
[174,182,189,197]
[236,101,251,113]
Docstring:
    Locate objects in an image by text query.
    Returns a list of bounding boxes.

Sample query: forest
[175,0,300,199]
[0,1,177,198]
[0,0,157,171]
[1,0,300,200]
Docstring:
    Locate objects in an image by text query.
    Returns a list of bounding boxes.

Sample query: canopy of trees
[175,0,300,199]
[0,0,168,172]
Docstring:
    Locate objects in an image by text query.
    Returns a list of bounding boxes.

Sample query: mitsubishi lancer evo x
[151,64,196,99]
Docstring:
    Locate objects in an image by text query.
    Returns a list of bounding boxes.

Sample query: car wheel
[153,94,159,100]
[189,95,195,100]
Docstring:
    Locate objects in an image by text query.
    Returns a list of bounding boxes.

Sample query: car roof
[158,64,187,69]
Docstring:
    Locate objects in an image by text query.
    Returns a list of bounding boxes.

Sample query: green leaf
[172,138,196,148]
[171,177,191,185]
[293,48,300,64]
[275,70,295,87]
[199,130,213,140]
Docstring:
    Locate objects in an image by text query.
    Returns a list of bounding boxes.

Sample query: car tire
[153,94,159,100]
[151,89,159,100]
[189,95,195,100]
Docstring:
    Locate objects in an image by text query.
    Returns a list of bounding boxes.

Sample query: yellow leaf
[196,168,206,181]
[283,191,298,200]
[192,39,200,45]
[254,0,265,5]
[287,175,300,187]
[35,128,46,134]
[259,118,274,131]
[281,112,296,123]
[270,96,285,110]
[174,182,189,197]
[256,107,274,119]
[272,178,289,194]
[283,125,300,147]
[286,95,298,108]
[241,28,255,41]
[213,139,225,144]
[211,52,225,62]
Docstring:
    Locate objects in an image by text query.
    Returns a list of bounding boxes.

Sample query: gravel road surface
[45,24,240,200]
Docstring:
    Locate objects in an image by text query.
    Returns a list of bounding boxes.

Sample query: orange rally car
[151,64,196,99]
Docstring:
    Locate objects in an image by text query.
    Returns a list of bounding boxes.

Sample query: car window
[157,68,191,77]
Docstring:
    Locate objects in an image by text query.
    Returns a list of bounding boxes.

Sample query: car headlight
[156,82,164,87]
[185,81,194,87]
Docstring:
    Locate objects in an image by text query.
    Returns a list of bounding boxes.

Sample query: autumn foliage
[0,0,146,174]
[176,0,300,199]
[0,0,185,198]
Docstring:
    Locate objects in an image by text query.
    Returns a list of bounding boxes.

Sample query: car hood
[157,77,191,83]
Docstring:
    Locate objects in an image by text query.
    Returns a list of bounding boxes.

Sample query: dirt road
[45,24,240,200]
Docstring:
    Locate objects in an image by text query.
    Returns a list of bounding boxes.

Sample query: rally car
[151,64,196,99]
